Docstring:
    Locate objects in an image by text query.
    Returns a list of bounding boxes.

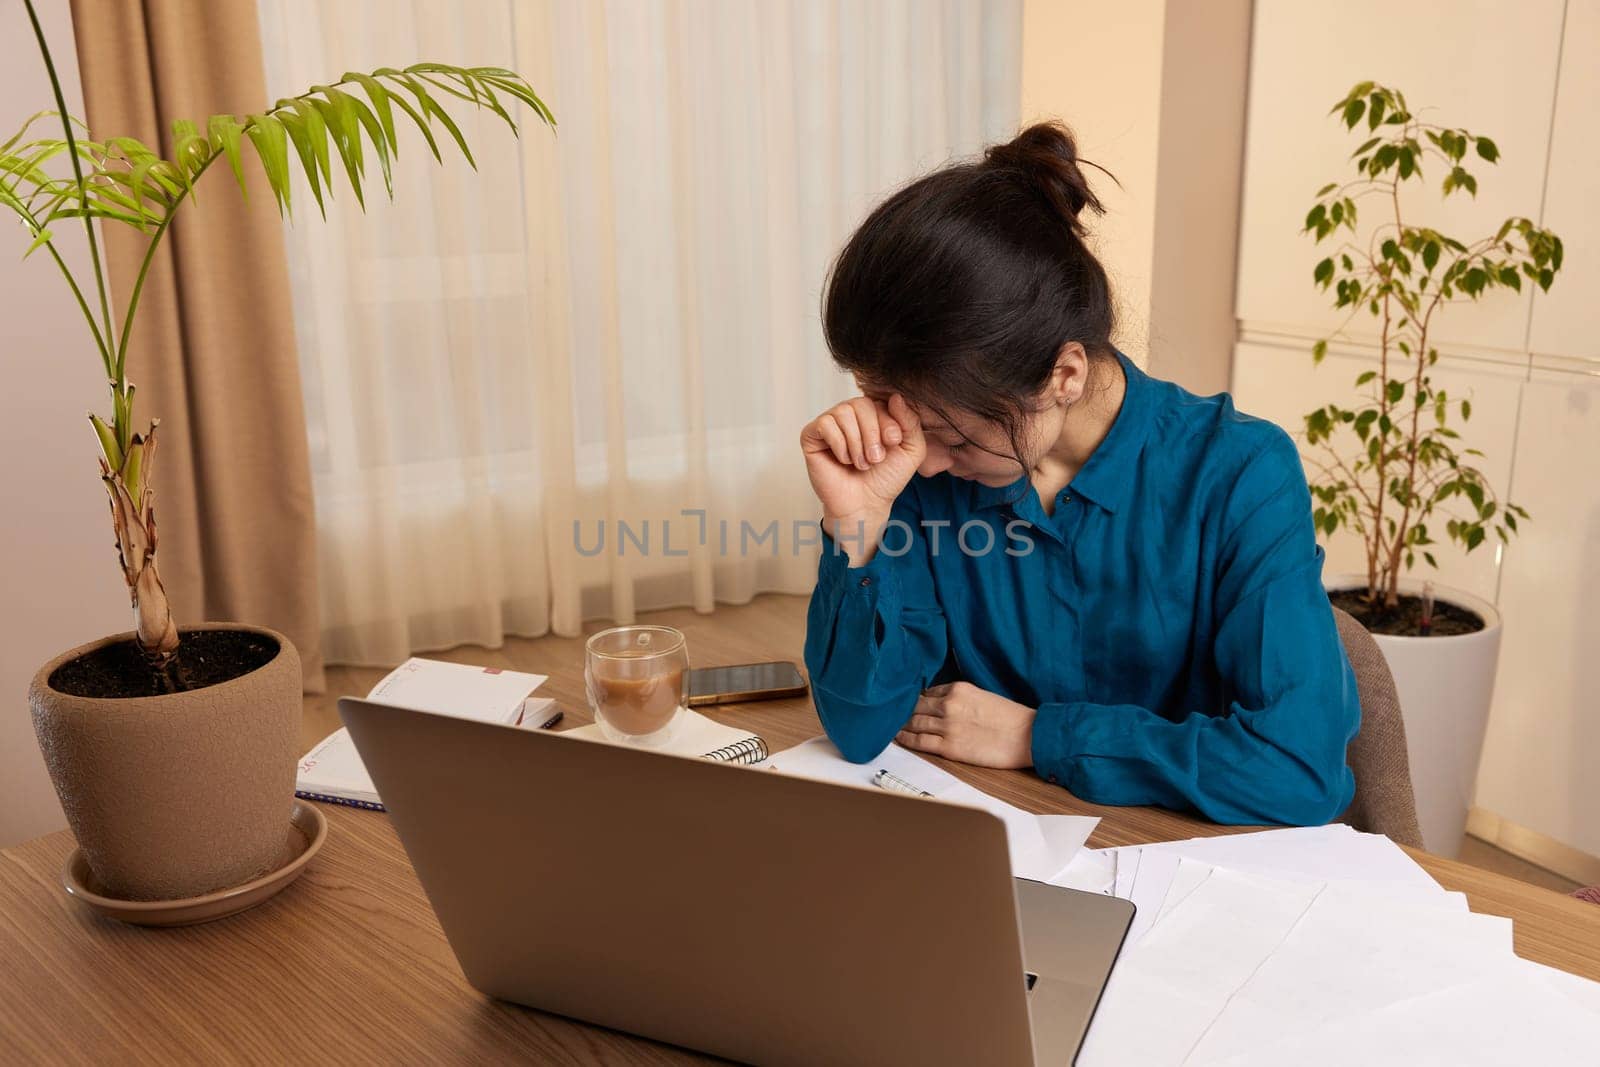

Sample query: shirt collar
[1064,351,1156,515]
[966,350,1155,516]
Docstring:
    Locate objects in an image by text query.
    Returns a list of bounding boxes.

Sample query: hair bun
[985,122,1106,236]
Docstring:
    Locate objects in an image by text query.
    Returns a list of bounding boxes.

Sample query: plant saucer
[62,801,327,927]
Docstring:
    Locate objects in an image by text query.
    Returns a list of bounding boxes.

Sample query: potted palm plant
[10,0,551,905]
[1299,82,1562,854]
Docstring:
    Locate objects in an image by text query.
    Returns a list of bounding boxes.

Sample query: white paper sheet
[1114,846,1139,899]
[1188,884,1515,1063]
[764,737,1098,881]
[1203,967,1600,1066]
[1113,824,1442,892]
[365,657,548,723]
[1140,852,1197,935]
[1078,868,1323,1066]
[1048,847,1116,894]
[1097,824,1450,948]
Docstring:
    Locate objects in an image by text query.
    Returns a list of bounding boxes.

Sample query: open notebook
[296,658,552,811]
[560,708,768,765]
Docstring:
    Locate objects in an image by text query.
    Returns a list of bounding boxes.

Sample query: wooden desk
[3,601,1598,1063]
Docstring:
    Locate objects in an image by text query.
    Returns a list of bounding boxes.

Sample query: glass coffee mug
[585,625,688,745]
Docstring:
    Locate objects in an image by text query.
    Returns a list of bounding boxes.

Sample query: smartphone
[686,661,808,707]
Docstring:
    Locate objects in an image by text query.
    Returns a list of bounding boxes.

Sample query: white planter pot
[1325,575,1501,857]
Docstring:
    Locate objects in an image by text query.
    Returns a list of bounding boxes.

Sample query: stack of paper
[764,737,1099,882]
[1069,825,1600,1064]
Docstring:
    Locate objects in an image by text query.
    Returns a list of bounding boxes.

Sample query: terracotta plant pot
[29,624,301,901]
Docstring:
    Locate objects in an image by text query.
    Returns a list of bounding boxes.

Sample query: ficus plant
[1300,81,1561,613]
[4,0,551,689]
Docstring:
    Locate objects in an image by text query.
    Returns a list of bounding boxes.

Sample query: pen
[872,768,932,797]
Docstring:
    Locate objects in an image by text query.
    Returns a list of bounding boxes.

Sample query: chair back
[1333,606,1425,849]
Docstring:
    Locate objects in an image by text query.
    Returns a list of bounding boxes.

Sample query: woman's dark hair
[822,122,1116,462]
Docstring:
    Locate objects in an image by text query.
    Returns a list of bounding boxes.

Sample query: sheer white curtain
[256,0,1021,666]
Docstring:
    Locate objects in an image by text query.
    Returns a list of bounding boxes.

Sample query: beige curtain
[69,0,324,690]
[256,0,1023,667]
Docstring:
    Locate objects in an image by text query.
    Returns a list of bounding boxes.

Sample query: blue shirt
[803,353,1359,826]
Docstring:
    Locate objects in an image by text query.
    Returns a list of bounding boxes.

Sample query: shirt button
[858,577,872,588]
[1048,774,1059,785]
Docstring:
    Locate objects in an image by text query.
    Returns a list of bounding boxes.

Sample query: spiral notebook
[296,657,551,811]
[559,708,769,765]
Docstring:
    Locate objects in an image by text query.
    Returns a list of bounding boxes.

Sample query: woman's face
[857,381,1067,487]
[854,344,1086,486]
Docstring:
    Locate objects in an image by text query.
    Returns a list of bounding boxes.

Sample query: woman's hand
[800,394,926,565]
[896,681,1037,770]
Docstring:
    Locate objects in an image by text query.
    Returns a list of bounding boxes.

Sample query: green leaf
[1343,98,1366,128]
[340,89,393,197]
[394,74,476,168]
[1314,258,1334,286]
[1475,137,1498,162]
[208,114,247,196]
[44,203,150,229]
[170,118,211,189]
[1355,370,1376,386]
[311,91,366,209]
[343,72,399,154]
[126,156,165,216]
[283,99,333,188]
[1422,240,1440,272]
[244,112,292,216]
[88,412,122,471]
[1,109,73,156]
[21,226,52,257]
[382,87,443,164]
[477,72,556,127]
[121,432,145,501]
[277,109,328,218]
[1460,398,1472,420]
[1312,339,1328,363]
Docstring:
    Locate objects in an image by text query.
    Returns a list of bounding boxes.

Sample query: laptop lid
[339,699,1037,1066]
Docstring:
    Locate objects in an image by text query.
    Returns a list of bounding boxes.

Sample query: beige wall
[1021,0,1165,363]
[1231,0,1598,864]
[1147,0,1251,395]
[1020,0,1251,394]
[1,4,128,848]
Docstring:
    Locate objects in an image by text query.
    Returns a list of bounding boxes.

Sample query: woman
[800,123,1358,826]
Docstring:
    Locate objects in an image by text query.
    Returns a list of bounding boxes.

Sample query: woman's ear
[1049,342,1090,406]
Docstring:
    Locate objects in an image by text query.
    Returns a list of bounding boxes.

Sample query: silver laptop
[340,699,1133,1065]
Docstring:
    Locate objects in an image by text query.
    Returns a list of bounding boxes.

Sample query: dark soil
[1329,589,1485,638]
[49,630,279,699]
